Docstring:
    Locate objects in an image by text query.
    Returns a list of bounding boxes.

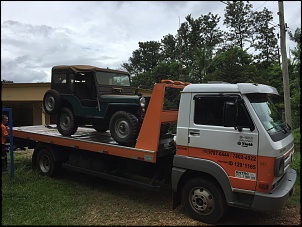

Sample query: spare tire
[43,89,62,115]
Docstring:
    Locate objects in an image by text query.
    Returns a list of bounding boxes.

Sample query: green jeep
[43,65,147,146]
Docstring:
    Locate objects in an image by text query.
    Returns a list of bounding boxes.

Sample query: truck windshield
[247,93,290,139]
[95,71,131,86]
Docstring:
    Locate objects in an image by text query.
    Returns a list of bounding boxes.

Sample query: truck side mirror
[223,101,237,127]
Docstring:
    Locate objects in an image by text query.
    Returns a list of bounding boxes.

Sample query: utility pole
[278,1,292,128]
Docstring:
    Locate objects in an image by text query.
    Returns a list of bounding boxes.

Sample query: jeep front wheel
[43,89,62,115]
[109,111,140,146]
[57,107,78,136]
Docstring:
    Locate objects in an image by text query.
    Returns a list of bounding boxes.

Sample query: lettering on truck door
[188,93,259,191]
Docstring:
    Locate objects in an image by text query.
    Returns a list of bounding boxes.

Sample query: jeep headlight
[140,97,146,112]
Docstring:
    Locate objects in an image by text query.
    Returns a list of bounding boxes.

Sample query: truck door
[188,93,259,191]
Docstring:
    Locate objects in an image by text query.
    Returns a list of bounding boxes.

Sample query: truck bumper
[252,168,297,211]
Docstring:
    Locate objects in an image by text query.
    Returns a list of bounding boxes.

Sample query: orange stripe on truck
[185,147,279,192]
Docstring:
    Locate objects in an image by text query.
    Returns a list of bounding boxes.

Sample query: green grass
[2,155,86,225]
[2,145,301,225]
[2,151,176,226]
[287,146,301,209]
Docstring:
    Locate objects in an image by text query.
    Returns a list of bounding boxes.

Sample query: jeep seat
[74,83,98,107]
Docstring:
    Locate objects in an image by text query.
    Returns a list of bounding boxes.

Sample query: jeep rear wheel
[57,107,78,136]
[109,111,140,146]
[43,89,62,115]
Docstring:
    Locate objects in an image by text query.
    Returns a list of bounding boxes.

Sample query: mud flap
[172,190,181,209]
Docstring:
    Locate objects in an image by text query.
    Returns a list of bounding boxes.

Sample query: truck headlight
[274,156,285,177]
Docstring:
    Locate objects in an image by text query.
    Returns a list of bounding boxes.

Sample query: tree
[288,28,301,67]
[223,1,254,50]
[121,41,162,75]
[205,47,255,83]
[160,34,178,63]
[1,80,14,83]
[253,7,279,67]
[288,28,301,129]
[176,13,223,80]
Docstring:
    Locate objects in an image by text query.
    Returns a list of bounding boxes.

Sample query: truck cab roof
[182,83,279,95]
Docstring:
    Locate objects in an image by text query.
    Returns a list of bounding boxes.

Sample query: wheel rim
[39,154,50,173]
[190,187,215,215]
[115,118,130,139]
[45,95,55,112]
[60,113,71,131]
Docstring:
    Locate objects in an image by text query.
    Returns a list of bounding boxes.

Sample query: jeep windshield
[95,71,131,86]
[247,93,291,141]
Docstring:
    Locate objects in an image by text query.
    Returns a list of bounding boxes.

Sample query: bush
[292,127,300,152]
[292,151,301,175]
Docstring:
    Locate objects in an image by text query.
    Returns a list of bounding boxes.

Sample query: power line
[254,1,268,11]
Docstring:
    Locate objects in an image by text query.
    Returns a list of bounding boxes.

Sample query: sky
[1,1,301,83]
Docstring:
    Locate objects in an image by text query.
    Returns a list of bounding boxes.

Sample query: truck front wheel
[57,107,78,136]
[109,111,140,146]
[182,177,227,224]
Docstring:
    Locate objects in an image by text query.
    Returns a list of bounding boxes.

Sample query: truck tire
[57,107,78,136]
[43,89,62,115]
[36,147,63,177]
[109,111,140,146]
[182,177,227,224]
[92,119,109,132]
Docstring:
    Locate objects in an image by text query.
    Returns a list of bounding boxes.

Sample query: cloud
[1,20,119,82]
[1,1,301,83]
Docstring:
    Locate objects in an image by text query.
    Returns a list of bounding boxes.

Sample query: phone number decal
[202,149,256,162]
[232,153,257,162]
[234,162,256,169]
[202,149,230,157]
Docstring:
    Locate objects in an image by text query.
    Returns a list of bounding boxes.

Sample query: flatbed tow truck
[12,80,296,224]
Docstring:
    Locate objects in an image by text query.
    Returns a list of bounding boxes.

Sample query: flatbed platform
[14,124,119,144]
[13,125,175,163]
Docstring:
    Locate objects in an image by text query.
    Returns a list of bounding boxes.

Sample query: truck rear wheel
[109,111,140,146]
[182,177,227,224]
[57,107,78,136]
[43,89,62,115]
[35,147,63,177]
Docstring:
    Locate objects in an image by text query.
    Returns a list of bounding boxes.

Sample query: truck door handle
[189,131,200,136]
